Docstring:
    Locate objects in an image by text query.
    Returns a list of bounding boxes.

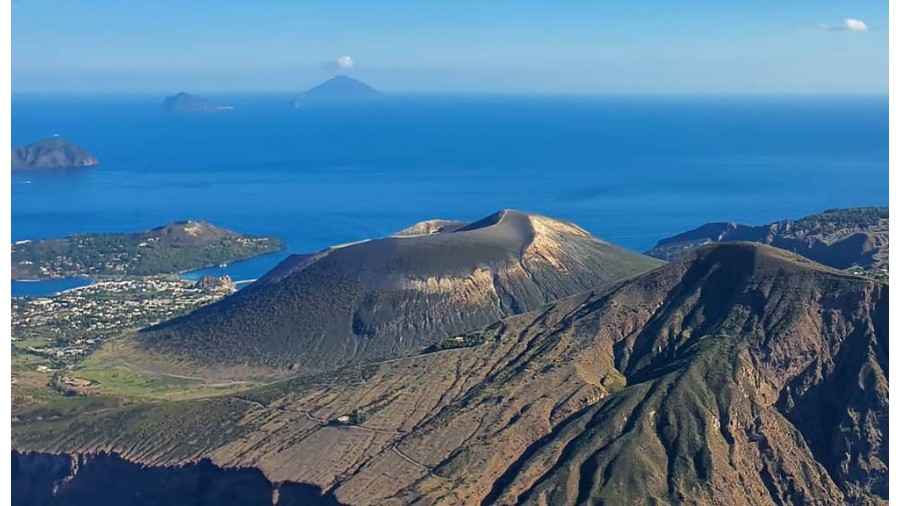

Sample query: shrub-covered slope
[14,243,887,505]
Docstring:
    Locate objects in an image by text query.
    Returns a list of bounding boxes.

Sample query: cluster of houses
[12,276,235,367]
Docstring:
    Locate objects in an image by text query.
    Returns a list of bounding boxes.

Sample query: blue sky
[12,0,888,94]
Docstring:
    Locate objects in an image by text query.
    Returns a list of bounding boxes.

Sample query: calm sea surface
[12,94,888,297]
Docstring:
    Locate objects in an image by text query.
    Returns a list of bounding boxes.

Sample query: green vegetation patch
[422,330,496,353]
[12,221,285,279]
[795,207,888,230]
[71,343,261,401]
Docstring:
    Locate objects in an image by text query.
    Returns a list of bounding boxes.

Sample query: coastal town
[12,275,236,368]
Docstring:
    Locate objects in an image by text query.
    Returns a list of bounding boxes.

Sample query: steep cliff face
[12,451,343,506]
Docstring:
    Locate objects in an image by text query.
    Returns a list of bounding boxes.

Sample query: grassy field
[11,352,63,409]
[71,339,268,400]
[12,337,267,415]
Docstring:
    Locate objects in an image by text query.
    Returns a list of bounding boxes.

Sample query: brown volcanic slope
[135,210,663,375]
[13,243,887,505]
[646,207,888,273]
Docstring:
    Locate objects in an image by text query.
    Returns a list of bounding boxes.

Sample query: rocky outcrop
[391,219,468,237]
[194,275,235,292]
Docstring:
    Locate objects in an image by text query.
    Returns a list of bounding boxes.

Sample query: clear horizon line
[11,89,889,97]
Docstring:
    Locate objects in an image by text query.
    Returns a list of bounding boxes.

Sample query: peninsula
[12,220,285,280]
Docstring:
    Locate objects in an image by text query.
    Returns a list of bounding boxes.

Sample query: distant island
[12,137,98,170]
[295,75,382,105]
[12,220,285,280]
[160,92,233,113]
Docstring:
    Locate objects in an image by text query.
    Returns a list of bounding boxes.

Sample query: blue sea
[12,94,889,297]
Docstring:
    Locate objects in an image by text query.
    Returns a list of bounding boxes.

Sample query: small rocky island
[295,75,382,105]
[160,92,233,113]
[12,220,285,280]
[12,137,99,170]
